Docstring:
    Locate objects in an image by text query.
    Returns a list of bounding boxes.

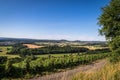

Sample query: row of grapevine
[0,53,109,78]
[19,53,109,77]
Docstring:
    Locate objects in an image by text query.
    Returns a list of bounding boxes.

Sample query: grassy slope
[72,60,120,80]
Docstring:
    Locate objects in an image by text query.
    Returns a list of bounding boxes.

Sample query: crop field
[9,52,109,79]
[23,44,44,49]
[72,45,108,50]
[36,53,74,58]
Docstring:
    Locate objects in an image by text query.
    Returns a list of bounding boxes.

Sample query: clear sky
[0,0,110,41]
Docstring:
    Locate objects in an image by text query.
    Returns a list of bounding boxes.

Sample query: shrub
[0,56,7,64]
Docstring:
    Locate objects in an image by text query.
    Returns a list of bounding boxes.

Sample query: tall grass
[72,61,120,80]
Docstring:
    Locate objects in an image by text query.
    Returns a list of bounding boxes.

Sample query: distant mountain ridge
[0,37,106,43]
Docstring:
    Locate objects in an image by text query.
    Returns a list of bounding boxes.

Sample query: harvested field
[72,46,108,50]
[23,44,44,49]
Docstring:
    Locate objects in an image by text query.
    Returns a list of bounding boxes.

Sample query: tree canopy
[98,0,120,51]
[98,0,120,62]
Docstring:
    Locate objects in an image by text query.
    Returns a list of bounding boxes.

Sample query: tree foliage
[98,0,120,62]
[98,0,120,51]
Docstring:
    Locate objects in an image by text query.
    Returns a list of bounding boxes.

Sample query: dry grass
[72,46,108,50]
[23,44,44,49]
[72,61,120,80]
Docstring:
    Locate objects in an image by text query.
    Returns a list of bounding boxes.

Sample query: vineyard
[0,52,110,79]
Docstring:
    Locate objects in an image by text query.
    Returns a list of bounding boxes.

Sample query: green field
[0,46,19,58]
[0,46,81,58]
[35,53,80,58]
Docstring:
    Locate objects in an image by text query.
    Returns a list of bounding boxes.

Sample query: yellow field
[23,44,44,49]
[72,45,108,50]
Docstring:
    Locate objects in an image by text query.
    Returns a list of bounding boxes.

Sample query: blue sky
[0,0,110,41]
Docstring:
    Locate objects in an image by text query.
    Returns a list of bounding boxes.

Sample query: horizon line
[0,36,106,42]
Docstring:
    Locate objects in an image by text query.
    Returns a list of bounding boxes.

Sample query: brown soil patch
[23,44,44,49]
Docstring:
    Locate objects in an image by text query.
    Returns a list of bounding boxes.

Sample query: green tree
[98,0,120,62]
[98,0,120,50]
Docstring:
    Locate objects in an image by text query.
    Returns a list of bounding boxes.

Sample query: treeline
[7,44,89,56]
[86,48,110,54]
[0,53,109,79]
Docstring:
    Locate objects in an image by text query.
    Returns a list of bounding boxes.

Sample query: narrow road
[32,59,107,80]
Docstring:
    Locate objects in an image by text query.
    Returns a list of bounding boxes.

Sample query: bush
[86,48,110,54]
[0,56,7,64]
[0,65,5,79]
[110,49,120,63]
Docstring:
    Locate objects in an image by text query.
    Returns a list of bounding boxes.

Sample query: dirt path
[32,59,107,80]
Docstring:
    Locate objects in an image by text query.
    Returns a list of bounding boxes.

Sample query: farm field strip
[23,44,44,49]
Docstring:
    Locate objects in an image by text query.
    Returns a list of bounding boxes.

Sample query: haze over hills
[0,37,106,42]
[0,37,106,46]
